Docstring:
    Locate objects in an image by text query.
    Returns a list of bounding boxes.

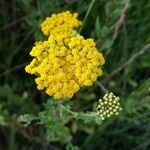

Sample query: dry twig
[96,81,109,93]
[0,15,29,31]
[102,43,150,82]
[0,62,28,78]
[105,2,130,56]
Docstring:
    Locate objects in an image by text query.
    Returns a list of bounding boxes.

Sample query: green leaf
[18,114,37,125]
[95,16,101,38]
[100,26,112,38]
[77,112,102,125]
[101,39,113,50]
[38,99,72,142]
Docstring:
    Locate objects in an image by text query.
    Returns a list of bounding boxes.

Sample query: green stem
[60,104,78,117]
[79,0,96,33]
[79,112,98,117]
[8,126,17,150]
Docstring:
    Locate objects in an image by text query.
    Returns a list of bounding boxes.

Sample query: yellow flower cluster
[97,93,122,120]
[41,11,82,37]
[26,34,105,99]
[25,11,105,100]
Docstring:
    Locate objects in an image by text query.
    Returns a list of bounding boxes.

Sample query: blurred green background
[0,0,150,149]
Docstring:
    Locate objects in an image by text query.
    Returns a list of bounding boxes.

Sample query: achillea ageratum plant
[25,11,105,99]
[97,93,122,120]
[21,9,122,143]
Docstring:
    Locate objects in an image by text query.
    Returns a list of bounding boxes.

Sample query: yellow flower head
[25,34,105,99]
[41,11,82,37]
[97,92,122,120]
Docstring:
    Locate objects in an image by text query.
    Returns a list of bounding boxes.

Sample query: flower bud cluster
[97,93,122,120]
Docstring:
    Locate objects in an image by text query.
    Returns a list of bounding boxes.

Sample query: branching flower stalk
[59,92,122,122]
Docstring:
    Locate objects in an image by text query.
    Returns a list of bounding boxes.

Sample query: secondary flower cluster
[97,93,122,120]
[41,11,82,37]
[25,11,105,99]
